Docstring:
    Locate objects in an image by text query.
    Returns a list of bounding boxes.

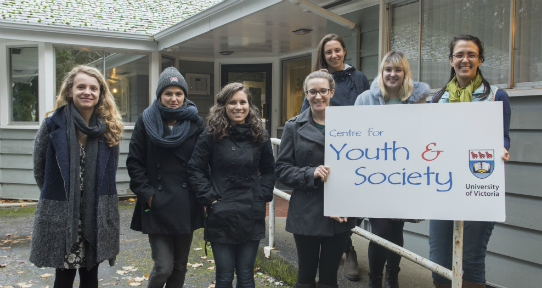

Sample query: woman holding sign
[276,69,355,288]
[429,35,511,288]
[354,51,430,288]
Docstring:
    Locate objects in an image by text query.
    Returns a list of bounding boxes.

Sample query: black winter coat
[127,115,205,234]
[275,109,355,236]
[187,124,276,244]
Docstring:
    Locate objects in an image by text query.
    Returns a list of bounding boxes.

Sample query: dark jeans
[211,240,260,288]
[148,233,193,288]
[54,264,99,288]
[294,231,350,286]
[429,220,495,284]
[368,218,405,276]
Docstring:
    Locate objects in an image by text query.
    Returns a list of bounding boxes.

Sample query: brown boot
[343,246,361,281]
[433,281,451,288]
[462,279,486,288]
[316,282,338,288]
[295,282,316,288]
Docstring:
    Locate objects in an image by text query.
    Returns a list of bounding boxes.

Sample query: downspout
[289,0,361,70]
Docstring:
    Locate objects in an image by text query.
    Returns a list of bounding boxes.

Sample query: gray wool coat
[275,108,355,236]
[31,107,119,269]
[354,79,431,105]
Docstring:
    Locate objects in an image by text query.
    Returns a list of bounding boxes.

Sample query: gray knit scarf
[142,99,199,148]
[65,103,106,262]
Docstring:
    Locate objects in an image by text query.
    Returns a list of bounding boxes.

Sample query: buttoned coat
[187,125,276,244]
[275,108,355,236]
[127,115,205,235]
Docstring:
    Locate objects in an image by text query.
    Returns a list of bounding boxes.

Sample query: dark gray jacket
[275,109,355,236]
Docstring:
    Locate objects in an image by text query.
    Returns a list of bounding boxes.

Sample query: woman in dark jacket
[127,67,205,287]
[276,70,356,288]
[429,35,511,288]
[300,34,370,281]
[355,51,429,288]
[31,65,124,288]
[188,82,275,288]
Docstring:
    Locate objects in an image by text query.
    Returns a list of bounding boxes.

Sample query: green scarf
[446,73,482,102]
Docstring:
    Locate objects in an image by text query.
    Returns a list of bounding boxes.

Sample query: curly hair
[45,65,124,147]
[207,82,267,143]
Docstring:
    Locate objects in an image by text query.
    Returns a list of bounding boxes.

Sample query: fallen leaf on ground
[128,283,142,286]
[129,198,136,201]
[191,263,203,268]
[1,247,11,250]
[123,266,135,270]
[200,256,208,259]
[144,273,149,280]
[0,263,8,268]
[16,283,33,288]
[40,273,53,278]
[193,248,202,251]
[133,277,145,282]
[116,270,127,275]
[186,262,192,266]
[208,285,215,288]
[207,260,215,263]
[207,266,215,270]
[17,271,23,273]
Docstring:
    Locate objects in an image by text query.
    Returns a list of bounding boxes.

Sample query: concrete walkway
[261,217,435,288]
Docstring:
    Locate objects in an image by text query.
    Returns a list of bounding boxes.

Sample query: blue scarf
[142,99,199,148]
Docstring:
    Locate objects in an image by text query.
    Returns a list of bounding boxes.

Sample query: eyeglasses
[451,53,480,60]
[306,88,331,97]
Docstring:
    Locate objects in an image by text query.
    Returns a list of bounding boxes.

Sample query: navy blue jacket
[301,64,370,112]
[30,105,120,268]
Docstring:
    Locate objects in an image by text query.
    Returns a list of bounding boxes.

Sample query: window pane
[390,1,420,81]
[55,48,110,96]
[281,56,311,124]
[421,0,510,88]
[105,53,150,123]
[514,0,542,84]
[161,56,175,72]
[11,47,38,122]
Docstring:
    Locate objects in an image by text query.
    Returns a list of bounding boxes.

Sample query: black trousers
[54,264,99,288]
[368,218,405,276]
[294,231,350,286]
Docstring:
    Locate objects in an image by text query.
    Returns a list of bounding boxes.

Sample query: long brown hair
[207,82,267,143]
[313,33,347,71]
[432,35,491,103]
[46,65,124,147]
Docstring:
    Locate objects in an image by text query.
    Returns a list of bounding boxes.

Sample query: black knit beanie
[156,67,188,99]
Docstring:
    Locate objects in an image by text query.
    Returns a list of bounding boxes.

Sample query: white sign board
[324,102,505,221]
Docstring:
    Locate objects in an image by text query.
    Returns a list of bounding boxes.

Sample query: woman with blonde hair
[188,82,275,288]
[355,51,430,288]
[31,65,124,288]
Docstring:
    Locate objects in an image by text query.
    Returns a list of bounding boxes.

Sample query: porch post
[38,42,55,123]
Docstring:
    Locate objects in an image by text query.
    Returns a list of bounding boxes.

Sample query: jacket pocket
[253,199,267,220]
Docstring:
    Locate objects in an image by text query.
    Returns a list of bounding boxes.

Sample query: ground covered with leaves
[0,200,289,287]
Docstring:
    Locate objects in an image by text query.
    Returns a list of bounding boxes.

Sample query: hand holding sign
[314,165,331,182]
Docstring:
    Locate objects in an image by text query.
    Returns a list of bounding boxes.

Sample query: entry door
[221,64,272,132]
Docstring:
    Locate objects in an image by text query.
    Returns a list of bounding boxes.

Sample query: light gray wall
[0,128,132,200]
[178,60,215,122]
[401,94,542,288]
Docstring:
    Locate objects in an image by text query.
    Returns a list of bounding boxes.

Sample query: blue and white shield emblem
[469,149,494,179]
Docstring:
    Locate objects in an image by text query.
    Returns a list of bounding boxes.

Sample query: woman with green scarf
[429,35,511,288]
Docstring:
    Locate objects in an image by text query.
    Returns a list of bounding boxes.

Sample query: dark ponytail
[432,35,491,103]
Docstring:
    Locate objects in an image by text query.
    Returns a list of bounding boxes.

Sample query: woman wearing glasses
[301,33,370,282]
[276,70,355,288]
[429,35,511,288]
[354,51,430,288]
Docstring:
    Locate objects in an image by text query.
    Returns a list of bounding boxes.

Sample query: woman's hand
[212,200,217,204]
[147,196,153,208]
[501,147,510,162]
[314,165,331,182]
[330,216,348,223]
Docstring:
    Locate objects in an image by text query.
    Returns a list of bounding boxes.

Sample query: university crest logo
[469,149,494,179]
[170,76,178,82]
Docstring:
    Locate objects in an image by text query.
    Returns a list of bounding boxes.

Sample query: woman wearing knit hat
[127,67,205,287]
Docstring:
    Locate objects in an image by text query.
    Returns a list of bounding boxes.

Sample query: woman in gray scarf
[127,67,205,287]
[31,65,124,287]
